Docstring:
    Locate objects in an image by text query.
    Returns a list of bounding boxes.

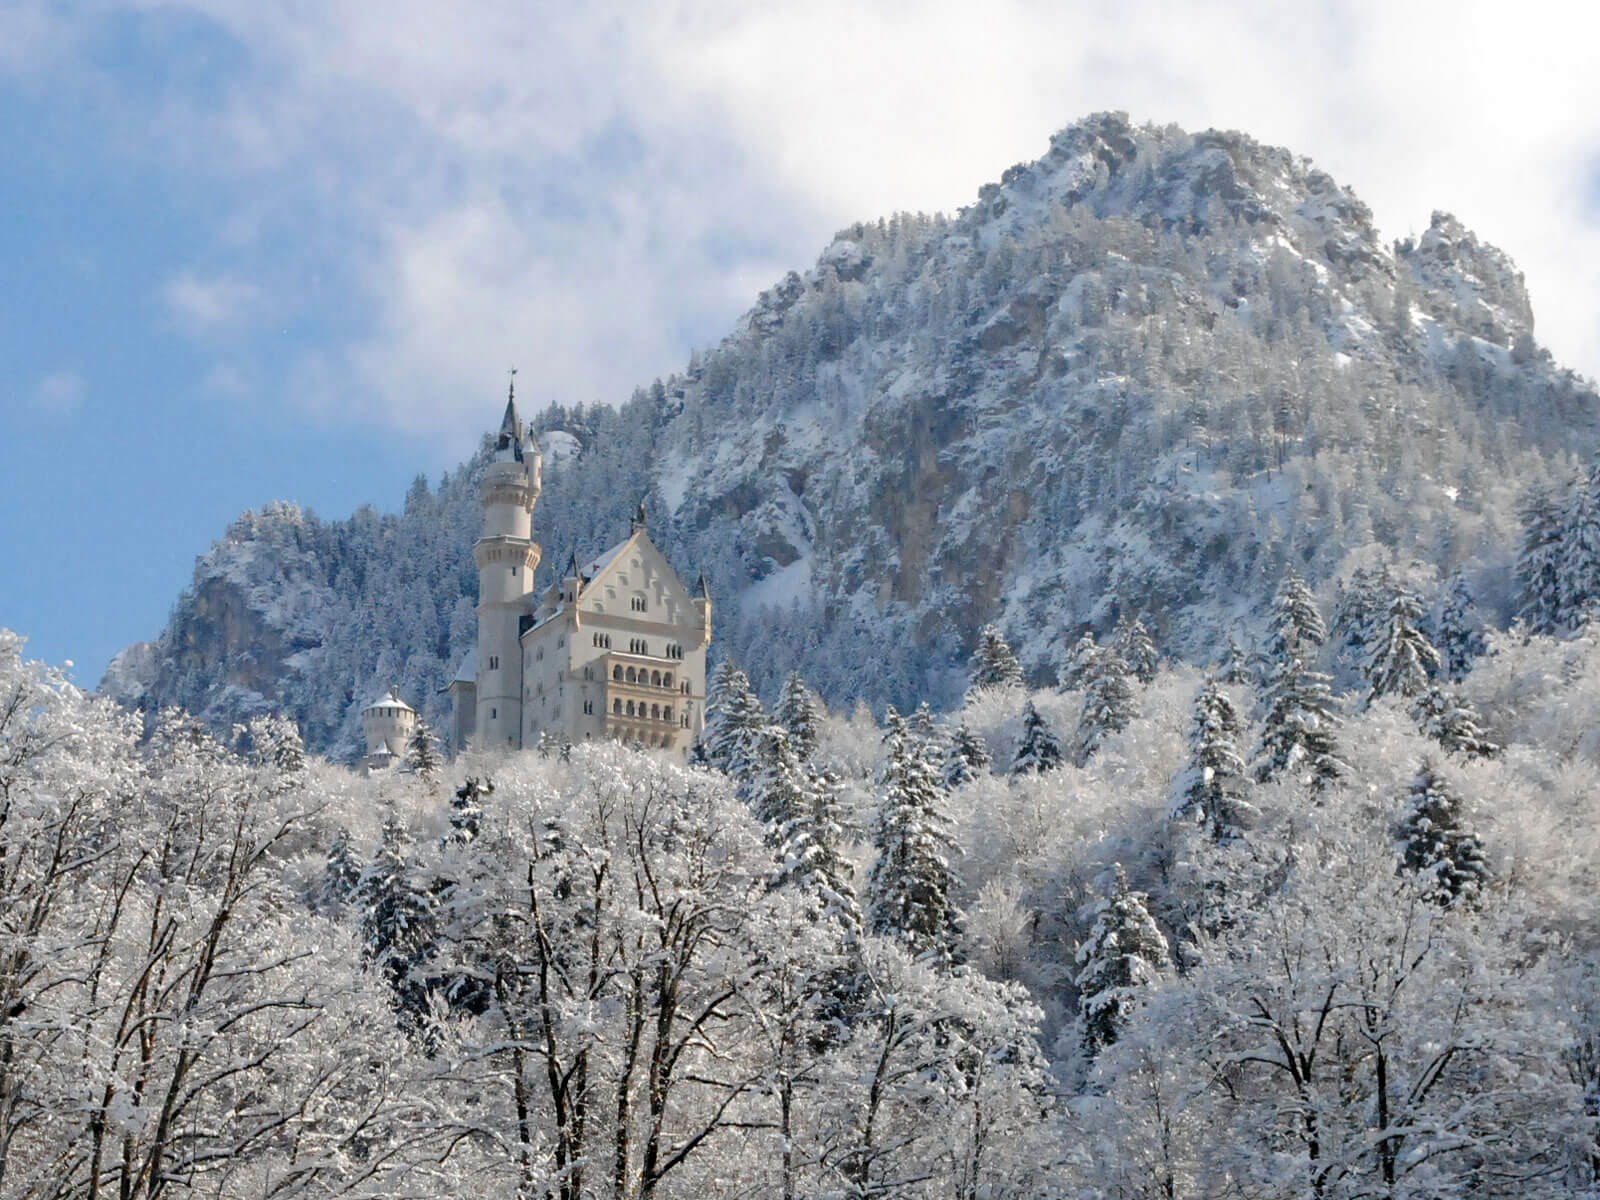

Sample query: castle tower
[473,380,542,749]
[362,686,416,771]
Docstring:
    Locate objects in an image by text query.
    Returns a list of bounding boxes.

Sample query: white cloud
[162,272,263,335]
[33,369,86,414]
[21,2,1600,455]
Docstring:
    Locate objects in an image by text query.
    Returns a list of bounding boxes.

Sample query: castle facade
[448,390,711,756]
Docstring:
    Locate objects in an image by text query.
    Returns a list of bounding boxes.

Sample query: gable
[579,531,696,625]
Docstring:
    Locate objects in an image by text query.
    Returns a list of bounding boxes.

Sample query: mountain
[103,112,1600,757]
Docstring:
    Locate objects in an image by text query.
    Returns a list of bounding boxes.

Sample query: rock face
[105,113,1600,753]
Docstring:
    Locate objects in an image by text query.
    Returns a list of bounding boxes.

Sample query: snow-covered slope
[105,113,1600,752]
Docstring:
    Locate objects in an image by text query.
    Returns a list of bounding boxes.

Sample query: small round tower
[362,686,417,769]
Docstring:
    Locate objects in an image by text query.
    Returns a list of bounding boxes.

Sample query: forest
[10,487,1600,1196]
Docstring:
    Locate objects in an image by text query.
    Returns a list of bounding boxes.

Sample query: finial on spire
[632,500,647,532]
[496,369,524,461]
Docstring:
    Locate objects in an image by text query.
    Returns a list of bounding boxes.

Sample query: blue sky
[2,1,1597,685]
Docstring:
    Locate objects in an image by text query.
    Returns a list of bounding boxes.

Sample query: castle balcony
[592,650,694,696]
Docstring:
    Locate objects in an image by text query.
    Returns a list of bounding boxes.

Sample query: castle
[445,387,712,757]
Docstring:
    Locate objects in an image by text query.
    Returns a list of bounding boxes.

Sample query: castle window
[681,713,689,728]
[613,699,621,714]
[626,701,635,716]
[488,655,499,671]
[664,705,672,721]
[631,595,646,612]
[613,665,623,681]
[584,700,594,715]
[650,704,659,719]
[626,667,637,683]
[651,670,661,687]
[681,681,690,694]
[664,672,673,688]
[491,707,497,719]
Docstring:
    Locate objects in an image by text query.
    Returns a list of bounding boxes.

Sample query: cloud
[162,272,263,335]
[33,369,86,414]
[15,1,1600,458]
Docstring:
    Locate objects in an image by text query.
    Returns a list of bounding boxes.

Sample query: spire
[697,572,711,599]
[496,369,523,461]
[566,549,580,578]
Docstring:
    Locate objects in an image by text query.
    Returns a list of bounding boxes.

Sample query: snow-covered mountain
[104,113,1599,756]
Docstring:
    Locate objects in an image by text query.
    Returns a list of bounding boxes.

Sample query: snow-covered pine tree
[749,725,813,835]
[1253,654,1345,791]
[1395,760,1491,907]
[1437,569,1488,682]
[774,671,823,761]
[1011,700,1064,776]
[1171,679,1254,841]
[867,708,961,963]
[405,717,442,782]
[1364,590,1442,705]
[906,701,937,743]
[776,761,861,932]
[1115,614,1159,684]
[320,827,362,916]
[1074,646,1136,766]
[1075,865,1171,1057]
[1331,564,1390,673]
[1560,460,1600,629]
[1218,634,1251,685]
[1410,686,1500,761]
[1516,482,1565,634]
[969,624,1025,693]
[244,713,306,774]
[449,776,491,844]
[359,814,439,1029]
[943,721,991,787]
[705,660,767,781]
[1060,631,1098,690]
[1268,568,1328,659]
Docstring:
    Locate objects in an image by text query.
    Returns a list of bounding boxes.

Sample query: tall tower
[474,379,542,749]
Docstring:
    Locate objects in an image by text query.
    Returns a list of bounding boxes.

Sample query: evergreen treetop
[969,624,1025,693]
[1075,865,1171,1057]
[1395,759,1490,907]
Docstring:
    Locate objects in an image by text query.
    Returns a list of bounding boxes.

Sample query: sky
[2,0,1598,686]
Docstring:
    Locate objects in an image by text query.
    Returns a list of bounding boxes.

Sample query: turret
[362,686,416,770]
[693,572,713,650]
[472,377,542,749]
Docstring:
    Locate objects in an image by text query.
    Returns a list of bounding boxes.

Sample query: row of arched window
[628,637,648,655]
[612,698,674,721]
[612,665,674,688]
[592,632,612,648]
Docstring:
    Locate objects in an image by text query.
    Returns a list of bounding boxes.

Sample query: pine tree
[1060,631,1098,690]
[1217,634,1251,685]
[1410,687,1500,760]
[320,828,362,916]
[943,722,991,787]
[1364,591,1442,704]
[1172,679,1254,841]
[1267,569,1327,659]
[1253,655,1345,791]
[1516,483,1565,634]
[906,701,937,743]
[359,814,439,1029]
[1561,460,1600,629]
[969,624,1025,693]
[245,714,306,774]
[776,761,861,932]
[1395,760,1490,907]
[1115,614,1159,684]
[449,776,491,844]
[406,717,443,782]
[867,709,960,963]
[1010,700,1064,776]
[705,660,767,781]
[1437,569,1487,682]
[1075,865,1171,1057]
[1332,565,1390,673]
[773,671,823,761]
[1074,647,1135,766]
[749,725,812,832]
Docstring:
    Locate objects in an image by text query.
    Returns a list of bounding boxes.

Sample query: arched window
[681,680,690,695]
[626,667,637,683]
[651,670,661,686]
[613,665,623,681]
[613,698,622,714]
[650,704,659,719]
[663,705,672,722]
[663,672,673,688]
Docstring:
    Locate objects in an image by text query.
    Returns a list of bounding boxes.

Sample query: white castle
[445,386,712,757]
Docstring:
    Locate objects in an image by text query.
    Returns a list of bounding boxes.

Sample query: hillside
[103,112,1600,756]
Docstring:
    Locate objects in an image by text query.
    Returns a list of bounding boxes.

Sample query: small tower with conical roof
[362,685,416,771]
[472,376,542,749]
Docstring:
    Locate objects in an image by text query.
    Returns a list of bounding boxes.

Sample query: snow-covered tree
[449,775,491,843]
[1010,699,1064,776]
[776,761,861,932]
[1076,866,1171,1057]
[867,708,961,962]
[943,721,991,787]
[406,715,443,781]
[1060,630,1098,690]
[1560,459,1600,629]
[1267,568,1328,659]
[360,814,439,1029]
[1217,634,1251,685]
[1075,646,1136,766]
[1364,590,1442,704]
[968,623,1024,693]
[1437,569,1488,681]
[1396,759,1491,907]
[1410,685,1500,760]
[749,724,813,832]
[1171,678,1254,840]
[774,670,823,761]
[1331,563,1391,673]
[1253,654,1344,791]
[705,659,767,779]
[321,826,363,915]
[1115,613,1160,684]
[1517,482,1565,634]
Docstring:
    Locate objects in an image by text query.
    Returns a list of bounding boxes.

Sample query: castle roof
[450,648,477,685]
[365,685,414,713]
